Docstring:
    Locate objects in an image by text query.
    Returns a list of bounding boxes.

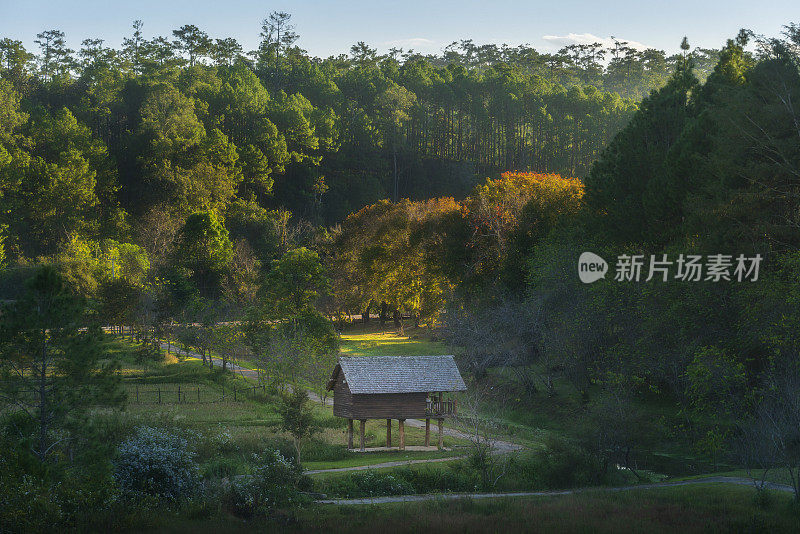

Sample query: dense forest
[0,14,721,262]
[2,11,800,531]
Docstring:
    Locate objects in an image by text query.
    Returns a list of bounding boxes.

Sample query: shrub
[521,436,605,489]
[0,470,61,533]
[202,457,242,479]
[223,450,310,518]
[135,341,163,363]
[114,426,199,501]
[317,465,478,498]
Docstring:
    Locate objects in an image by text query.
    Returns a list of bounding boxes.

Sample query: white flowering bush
[223,450,309,517]
[114,426,199,501]
[212,425,237,454]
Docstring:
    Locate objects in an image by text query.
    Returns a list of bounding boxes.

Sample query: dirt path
[315,476,795,505]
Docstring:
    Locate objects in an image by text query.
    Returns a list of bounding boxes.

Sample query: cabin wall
[350,392,428,419]
[332,375,355,418]
[331,375,428,419]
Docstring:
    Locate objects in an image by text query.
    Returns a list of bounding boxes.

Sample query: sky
[1,0,797,58]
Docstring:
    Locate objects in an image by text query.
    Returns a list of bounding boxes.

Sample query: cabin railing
[426,398,457,416]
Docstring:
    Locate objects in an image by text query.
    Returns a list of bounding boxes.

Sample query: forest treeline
[0,13,722,267]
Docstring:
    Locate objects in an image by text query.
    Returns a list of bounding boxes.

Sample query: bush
[223,450,310,518]
[518,436,605,489]
[202,457,242,479]
[318,465,478,498]
[114,426,199,501]
[136,341,163,364]
[0,469,61,533]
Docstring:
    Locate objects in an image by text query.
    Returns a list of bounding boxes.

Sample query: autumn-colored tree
[459,171,584,286]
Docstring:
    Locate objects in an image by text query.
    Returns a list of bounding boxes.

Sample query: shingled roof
[326,355,467,394]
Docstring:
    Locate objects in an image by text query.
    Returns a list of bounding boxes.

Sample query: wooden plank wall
[332,375,429,419]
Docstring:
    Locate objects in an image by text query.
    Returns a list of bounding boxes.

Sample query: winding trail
[315,476,795,505]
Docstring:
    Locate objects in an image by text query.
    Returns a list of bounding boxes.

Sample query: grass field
[339,327,450,357]
[145,484,800,533]
[109,330,468,476]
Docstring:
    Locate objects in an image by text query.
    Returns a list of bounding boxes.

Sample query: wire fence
[127,383,269,405]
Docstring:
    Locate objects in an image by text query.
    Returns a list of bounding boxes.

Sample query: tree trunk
[380,302,388,326]
[37,328,48,462]
[393,141,399,202]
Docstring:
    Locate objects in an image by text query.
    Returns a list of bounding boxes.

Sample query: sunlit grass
[339,329,450,358]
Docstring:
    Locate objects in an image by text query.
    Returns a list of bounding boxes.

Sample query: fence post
[135,384,139,404]
[222,387,225,401]
[158,387,161,404]
[197,387,200,403]
[178,386,181,404]
[234,385,237,402]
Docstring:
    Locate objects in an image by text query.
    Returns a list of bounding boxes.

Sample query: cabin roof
[326,355,467,394]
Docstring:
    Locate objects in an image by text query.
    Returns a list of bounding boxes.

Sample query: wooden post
[158,387,161,404]
[398,419,405,450]
[359,420,366,452]
[386,419,392,447]
[135,384,139,403]
[348,419,354,449]
[197,387,200,403]
[438,418,444,450]
[178,385,181,403]
[425,418,430,447]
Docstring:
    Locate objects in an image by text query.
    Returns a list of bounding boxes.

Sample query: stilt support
[425,418,430,446]
[386,419,392,447]
[399,419,405,450]
[347,419,354,449]
[438,418,444,450]
[359,419,366,451]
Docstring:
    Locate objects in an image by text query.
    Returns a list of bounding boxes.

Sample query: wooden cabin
[326,355,467,451]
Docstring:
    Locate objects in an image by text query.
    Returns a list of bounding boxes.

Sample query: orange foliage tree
[461,171,585,282]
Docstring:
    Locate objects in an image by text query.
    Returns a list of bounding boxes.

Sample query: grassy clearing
[339,326,449,357]
[108,334,468,475]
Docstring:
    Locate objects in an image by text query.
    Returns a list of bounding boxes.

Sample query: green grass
[339,327,449,358]
[304,449,463,471]
[143,484,800,533]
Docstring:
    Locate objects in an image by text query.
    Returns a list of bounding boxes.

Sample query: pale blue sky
[1,0,797,58]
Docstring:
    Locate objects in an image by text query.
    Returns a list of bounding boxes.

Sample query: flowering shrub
[114,426,199,501]
[223,450,309,517]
